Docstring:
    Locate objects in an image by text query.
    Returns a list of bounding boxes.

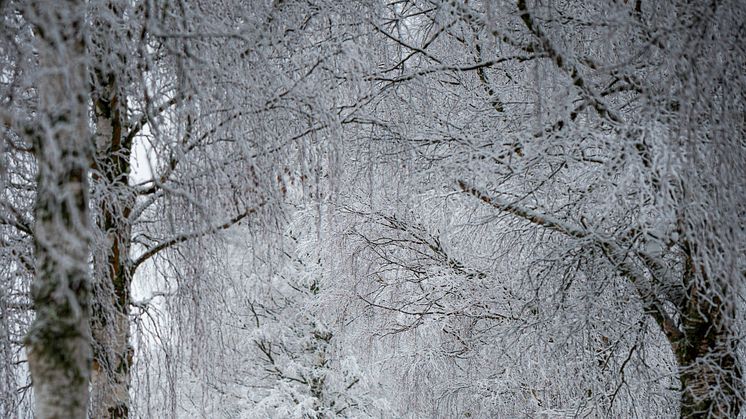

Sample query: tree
[4,0,340,415]
[86,1,377,416]
[322,0,745,416]
[224,212,388,418]
[2,0,743,417]
[87,0,356,415]
[14,1,92,418]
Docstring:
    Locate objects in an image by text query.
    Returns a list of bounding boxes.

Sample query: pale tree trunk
[89,2,135,415]
[89,78,134,418]
[23,1,93,418]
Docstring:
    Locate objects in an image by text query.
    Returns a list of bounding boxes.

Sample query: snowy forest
[1,0,745,418]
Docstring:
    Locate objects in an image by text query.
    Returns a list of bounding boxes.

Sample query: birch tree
[87,0,353,415]
[11,1,93,418]
[326,0,745,416]
[2,0,743,417]
[95,1,374,417]
[4,0,343,415]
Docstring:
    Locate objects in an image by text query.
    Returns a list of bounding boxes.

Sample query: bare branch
[124,96,180,146]
[458,180,684,345]
[130,202,265,274]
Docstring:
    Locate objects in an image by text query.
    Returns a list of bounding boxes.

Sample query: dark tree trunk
[675,285,742,418]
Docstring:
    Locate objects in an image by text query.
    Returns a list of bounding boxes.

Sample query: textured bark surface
[676,287,742,418]
[90,98,134,418]
[23,2,93,418]
[89,8,135,414]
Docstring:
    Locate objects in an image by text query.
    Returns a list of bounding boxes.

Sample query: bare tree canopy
[0,0,744,418]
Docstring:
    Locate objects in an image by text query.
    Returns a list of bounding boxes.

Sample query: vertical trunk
[676,286,742,418]
[674,246,742,418]
[88,2,135,415]
[90,55,135,418]
[23,2,93,418]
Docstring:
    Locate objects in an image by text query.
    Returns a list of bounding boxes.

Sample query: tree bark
[675,282,742,418]
[89,95,134,418]
[89,5,135,414]
[23,2,93,418]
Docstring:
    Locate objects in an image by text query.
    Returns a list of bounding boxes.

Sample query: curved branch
[130,202,265,274]
[458,180,684,346]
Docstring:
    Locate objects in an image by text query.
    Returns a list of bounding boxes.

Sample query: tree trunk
[89,39,135,418]
[89,126,134,418]
[676,285,742,418]
[23,2,93,418]
[85,2,137,415]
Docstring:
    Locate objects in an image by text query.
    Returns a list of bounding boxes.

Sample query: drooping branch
[458,180,684,346]
[370,211,487,279]
[130,202,265,274]
[358,293,510,322]
[370,55,537,84]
